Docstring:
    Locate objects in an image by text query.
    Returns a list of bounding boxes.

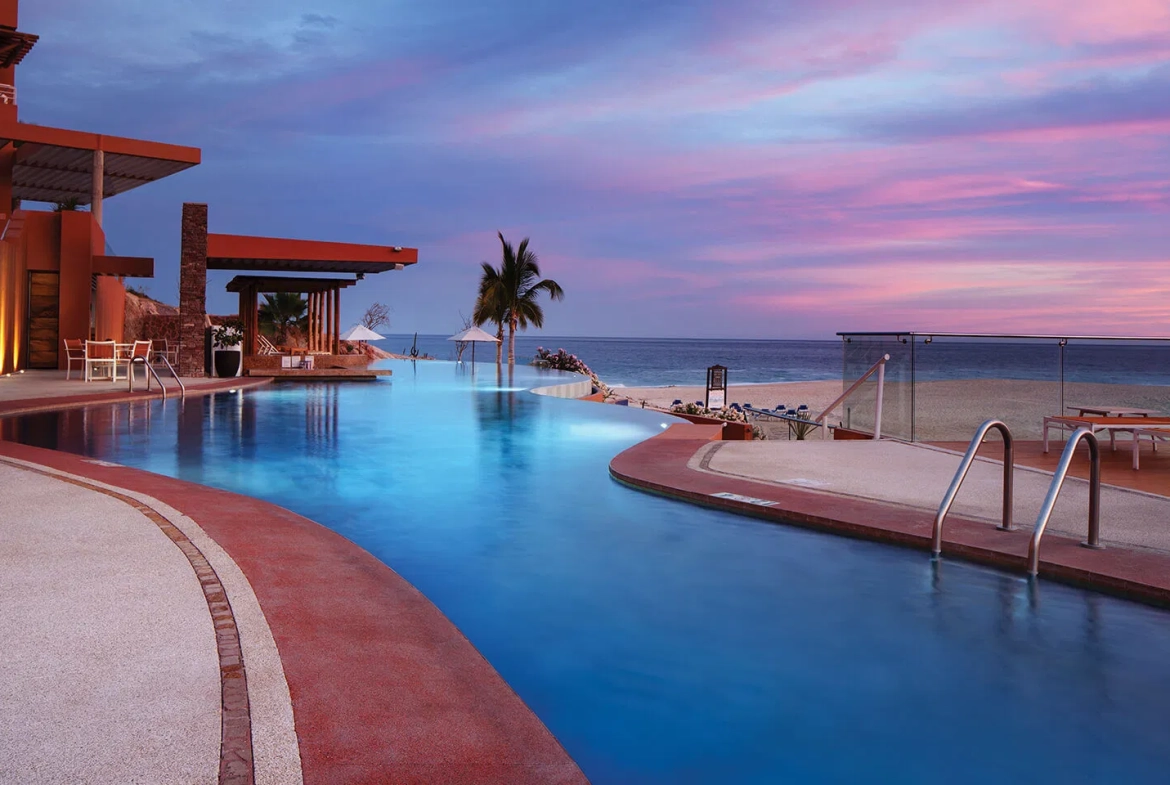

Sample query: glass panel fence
[910,336,1061,442]
[839,334,912,441]
[837,333,1170,443]
[1061,339,1170,425]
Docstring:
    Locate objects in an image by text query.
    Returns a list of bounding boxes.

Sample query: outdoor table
[1065,405,1161,417]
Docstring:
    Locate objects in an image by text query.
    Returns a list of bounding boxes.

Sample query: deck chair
[63,338,85,380]
[84,340,118,382]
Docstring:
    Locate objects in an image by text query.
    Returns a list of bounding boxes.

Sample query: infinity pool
[7,360,1170,784]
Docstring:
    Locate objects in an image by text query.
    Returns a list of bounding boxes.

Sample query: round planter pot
[214,349,242,378]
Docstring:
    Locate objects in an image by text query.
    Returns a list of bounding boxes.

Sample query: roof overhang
[0,29,38,69]
[0,121,201,205]
[92,255,153,278]
[226,275,359,293]
[207,233,418,274]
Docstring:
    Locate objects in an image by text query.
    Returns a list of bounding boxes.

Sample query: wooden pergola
[226,275,358,356]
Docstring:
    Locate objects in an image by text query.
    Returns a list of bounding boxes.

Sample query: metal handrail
[128,356,166,400]
[154,353,186,398]
[816,353,890,439]
[1027,427,1102,577]
[932,419,1014,556]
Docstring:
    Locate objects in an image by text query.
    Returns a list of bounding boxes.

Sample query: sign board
[706,364,728,410]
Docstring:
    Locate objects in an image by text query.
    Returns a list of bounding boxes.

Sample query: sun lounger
[1130,425,1170,470]
[1042,415,1170,453]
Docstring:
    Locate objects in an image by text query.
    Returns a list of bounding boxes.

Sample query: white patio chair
[84,340,118,382]
[63,338,86,380]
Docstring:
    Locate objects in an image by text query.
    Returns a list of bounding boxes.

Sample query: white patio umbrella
[340,325,385,342]
[447,325,500,365]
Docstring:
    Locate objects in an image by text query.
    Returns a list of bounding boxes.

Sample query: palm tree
[495,232,564,365]
[258,292,307,345]
[473,262,507,364]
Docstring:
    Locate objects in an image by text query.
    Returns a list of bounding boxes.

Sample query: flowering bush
[532,347,611,397]
[670,402,765,439]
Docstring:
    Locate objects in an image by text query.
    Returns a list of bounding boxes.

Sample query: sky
[16,0,1170,339]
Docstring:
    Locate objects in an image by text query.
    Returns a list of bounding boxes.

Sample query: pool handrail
[932,419,1014,557]
[815,353,890,439]
[1028,427,1102,577]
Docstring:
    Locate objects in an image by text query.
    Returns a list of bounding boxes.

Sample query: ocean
[378,335,842,387]
[378,334,1170,389]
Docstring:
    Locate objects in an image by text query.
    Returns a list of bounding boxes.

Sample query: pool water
[7,360,1170,784]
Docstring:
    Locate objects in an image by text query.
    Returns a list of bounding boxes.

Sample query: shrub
[532,347,610,397]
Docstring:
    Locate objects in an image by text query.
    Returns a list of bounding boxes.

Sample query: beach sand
[613,379,1170,442]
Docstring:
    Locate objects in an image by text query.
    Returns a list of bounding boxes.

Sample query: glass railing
[838,333,1170,442]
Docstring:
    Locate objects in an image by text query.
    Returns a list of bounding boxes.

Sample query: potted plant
[212,318,244,378]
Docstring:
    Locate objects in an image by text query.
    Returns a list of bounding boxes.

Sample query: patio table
[1065,405,1161,417]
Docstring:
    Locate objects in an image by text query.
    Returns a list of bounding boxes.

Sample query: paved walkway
[0,440,588,785]
[0,462,221,783]
[698,440,1170,554]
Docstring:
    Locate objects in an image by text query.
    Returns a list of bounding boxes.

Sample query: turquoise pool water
[7,360,1170,784]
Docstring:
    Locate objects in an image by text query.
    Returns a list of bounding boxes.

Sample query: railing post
[872,361,885,440]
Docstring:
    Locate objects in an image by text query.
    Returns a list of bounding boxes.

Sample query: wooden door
[27,271,60,369]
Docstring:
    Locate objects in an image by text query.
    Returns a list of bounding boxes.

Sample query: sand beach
[613,378,1170,442]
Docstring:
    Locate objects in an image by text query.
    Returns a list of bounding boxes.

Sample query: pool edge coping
[609,428,1170,610]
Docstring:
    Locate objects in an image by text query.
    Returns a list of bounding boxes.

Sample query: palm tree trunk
[495,322,503,364]
[508,315,517,365]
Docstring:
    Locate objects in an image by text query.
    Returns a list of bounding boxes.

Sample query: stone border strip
[0,457,254,784]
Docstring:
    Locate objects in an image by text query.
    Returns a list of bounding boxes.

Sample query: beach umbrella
[447,326,500,365]
[340,325,385,342]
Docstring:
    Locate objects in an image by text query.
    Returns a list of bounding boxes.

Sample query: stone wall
[178,203,208,377]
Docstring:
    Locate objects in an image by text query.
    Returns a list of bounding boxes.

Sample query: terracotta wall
[0,240,19,374]
[94,277,124,342]
[56,211,96,367]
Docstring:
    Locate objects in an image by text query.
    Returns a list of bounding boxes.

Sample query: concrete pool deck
[0,440,588,785]
[611,427,1170,608]
[0,369,271,417]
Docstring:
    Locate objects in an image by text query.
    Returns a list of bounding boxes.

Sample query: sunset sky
[19,0,1170,338]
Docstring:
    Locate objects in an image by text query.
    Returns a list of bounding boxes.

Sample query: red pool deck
[0,439,588,785]
[611,426,1170,609]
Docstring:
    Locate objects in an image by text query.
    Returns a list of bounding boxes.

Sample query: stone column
[178,203,208,377]
[91,150,104,227]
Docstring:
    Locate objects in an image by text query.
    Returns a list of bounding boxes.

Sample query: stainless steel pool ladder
[1027,427,1101,577]
[128,354,186,400]
[932,419,1015,556]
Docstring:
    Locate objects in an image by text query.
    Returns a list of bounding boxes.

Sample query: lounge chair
[1043,415,1170,453]
[1130,425,1170,469]
[63,338,85,380]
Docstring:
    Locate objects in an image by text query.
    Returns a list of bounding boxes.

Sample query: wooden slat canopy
[0,120,201,204]
[226,275,358,293]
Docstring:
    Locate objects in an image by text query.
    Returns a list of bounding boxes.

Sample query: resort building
[0,0,417,378]
[0,0,200,375]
